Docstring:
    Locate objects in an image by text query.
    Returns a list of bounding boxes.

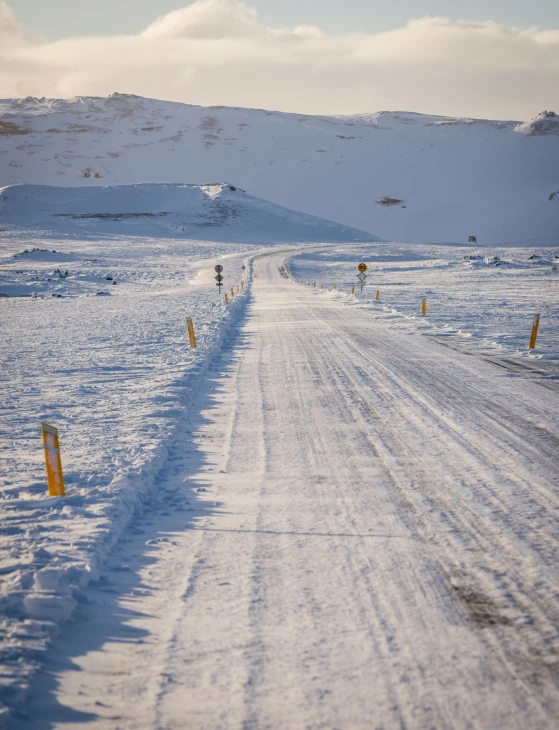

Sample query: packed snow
[1,94,558,244]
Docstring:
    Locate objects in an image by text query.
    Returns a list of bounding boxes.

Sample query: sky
[9,0,559,39]
[1,0,559,119]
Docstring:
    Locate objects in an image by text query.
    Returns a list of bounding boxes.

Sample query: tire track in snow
[277,297,551,726]
[14,248,559,729]
[284,263,559,719]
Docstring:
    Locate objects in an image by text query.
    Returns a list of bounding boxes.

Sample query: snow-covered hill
[0,182,375,243]
[1,93,558,244]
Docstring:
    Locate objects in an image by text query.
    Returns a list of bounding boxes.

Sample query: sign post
[214,264,223,294]
[529,313,541,349]
[41,422,65,497]
[186,317,197,348]
[357,263,368,292]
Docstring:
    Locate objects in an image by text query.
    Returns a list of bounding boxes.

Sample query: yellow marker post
[41,422,65,497]
[421,298,427,316]
[321,284,324,290]
[351,286,355,294]
[186,317,197,348]
[308,281,310,286]
[224,293,229,303]
[333,285,336,290]
[236,285,240,293]
[231,288,234,298]
[314,282,316,288]
[529,313,541,349]
[375,290,380,301]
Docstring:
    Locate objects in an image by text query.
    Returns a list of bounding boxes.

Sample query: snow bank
[0,226,260,723]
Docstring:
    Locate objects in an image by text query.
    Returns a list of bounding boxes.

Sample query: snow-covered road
[16,250,559,729]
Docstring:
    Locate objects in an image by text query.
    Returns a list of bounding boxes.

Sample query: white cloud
[0,0,18,36]
[142,0,263,39]
[0,0,558,119]
[0,0,40,46]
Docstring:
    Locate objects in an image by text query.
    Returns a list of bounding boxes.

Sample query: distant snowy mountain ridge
[1,94,558,244]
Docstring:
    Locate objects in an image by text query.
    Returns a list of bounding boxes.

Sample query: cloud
[141,0,323,42]
[142,0,263,39]
[0,0,558,119]
[0,0,47,49]
[0,0,38,46]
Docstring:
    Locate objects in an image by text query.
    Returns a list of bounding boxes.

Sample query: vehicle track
[15,248,559,730]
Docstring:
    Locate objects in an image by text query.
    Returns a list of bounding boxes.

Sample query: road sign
[358,263,367,272]
[357,270,368,292]
[214,265,224,294]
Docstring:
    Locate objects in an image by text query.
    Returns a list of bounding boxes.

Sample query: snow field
[0,229,256,722]
[289,243,559,361]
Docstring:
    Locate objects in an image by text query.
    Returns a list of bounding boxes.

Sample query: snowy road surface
[17,251,559,729]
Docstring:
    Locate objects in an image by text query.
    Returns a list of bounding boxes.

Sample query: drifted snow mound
[1,94,558,244]
[0,182,378,243]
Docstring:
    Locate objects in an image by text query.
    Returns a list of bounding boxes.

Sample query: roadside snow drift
[0,227,255,722]
[1,94,558,244]
[0,182,377,243]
